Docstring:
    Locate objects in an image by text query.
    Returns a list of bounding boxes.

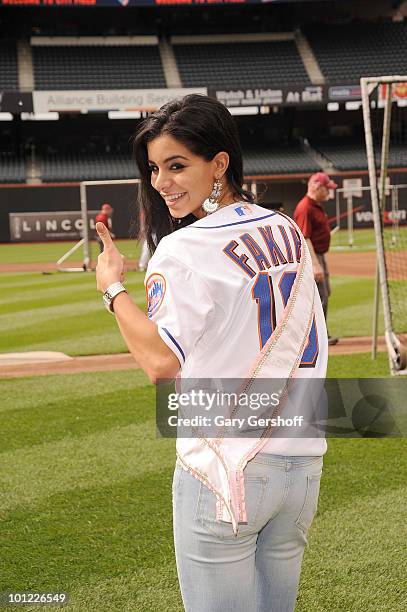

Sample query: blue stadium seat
[33,45,166,90]
[0,41,19,91]
[174,41,310,88]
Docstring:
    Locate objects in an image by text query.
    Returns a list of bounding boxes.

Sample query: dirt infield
[0,353,138,379]
[0,336,390,379]
[0,260,139,274]
[326,251,407,280]
[2,251,405,280]
[326,252,375,277]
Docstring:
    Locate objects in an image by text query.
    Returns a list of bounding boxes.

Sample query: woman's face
[147,134,221,219]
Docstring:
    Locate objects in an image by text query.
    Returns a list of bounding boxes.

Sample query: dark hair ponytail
[133,94,254,253]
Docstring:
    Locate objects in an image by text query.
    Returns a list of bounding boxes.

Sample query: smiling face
[147,133,232,219]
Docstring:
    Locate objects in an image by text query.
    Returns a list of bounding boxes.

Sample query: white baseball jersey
[145,203,328,456]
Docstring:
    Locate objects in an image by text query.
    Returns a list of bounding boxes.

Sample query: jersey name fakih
[145,203,328,456]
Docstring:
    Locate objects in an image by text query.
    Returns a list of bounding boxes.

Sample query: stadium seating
[0,152,26,183]
[33,45,166,90]
[173,40,310,88]
[306,21,407,83]
[314,142,407,171]
[39,147,319,182]
[0,146,323,183]
[387,144,407,169]
[41,154,139,182]
[313,143,368,171]
[243,146,320,175]
[0,41,19,91]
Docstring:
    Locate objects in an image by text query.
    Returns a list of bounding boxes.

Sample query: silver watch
[102,282,127,313]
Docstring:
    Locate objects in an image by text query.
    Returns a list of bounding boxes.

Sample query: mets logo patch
[146,273,166,318]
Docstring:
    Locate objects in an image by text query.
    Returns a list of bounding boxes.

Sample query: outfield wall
[0,183,138,242]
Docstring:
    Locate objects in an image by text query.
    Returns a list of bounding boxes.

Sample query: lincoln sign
[9,211,99,242]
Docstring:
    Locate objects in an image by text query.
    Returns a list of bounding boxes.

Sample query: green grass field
[0,271,386,355]
[1,238,406,611]
[0,240,141,265]
[0,366,406,611]
[331,226,407,252]
[0,271,146,355]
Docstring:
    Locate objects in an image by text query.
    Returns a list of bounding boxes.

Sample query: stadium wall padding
[0,183,139,242]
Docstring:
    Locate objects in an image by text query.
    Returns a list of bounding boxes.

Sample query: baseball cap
[101,203,113,212]
[308,172,337,189]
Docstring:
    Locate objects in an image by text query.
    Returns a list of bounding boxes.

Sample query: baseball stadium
[0,0,406,610]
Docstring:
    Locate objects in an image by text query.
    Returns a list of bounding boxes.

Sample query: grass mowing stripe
[2,334,128,357]
[1,300,107,332]
[0,467,176,597]
[0,274,93,291]
[0,421,175,515]
[0,273,144,301]
[0,240,142,265]
[0,272,391,357]
[2,444,406,611]
[0,272,147,355]
[0,289,146,332]
[0,283,115,309]
[0,286,146,314]
[318,439,407,516]
[67,566,183,612]
[0,275,100,295]
[0,386,153,454]
[2,312,128,355]
[329,276,384,338]
[298,486,407,612]
[0,367,405,611]
[0,370,149,414]
[0,277,145,312]
[327,352,389,377]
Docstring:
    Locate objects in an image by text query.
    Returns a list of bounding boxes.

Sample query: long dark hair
[133,94,254,253]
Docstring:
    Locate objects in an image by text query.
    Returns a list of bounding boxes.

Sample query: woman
[96,94,328,612]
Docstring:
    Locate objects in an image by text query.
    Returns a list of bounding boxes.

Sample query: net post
[361,77,393,368]
[335,189,340,235]
[346,195,353,247]
[378,83,392,212]
[362,75,407,373]
[372,261,380,361]
[80,181,91,271]
[373,84,393,360]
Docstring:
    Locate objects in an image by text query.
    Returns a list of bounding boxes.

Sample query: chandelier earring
[202,178,222,214]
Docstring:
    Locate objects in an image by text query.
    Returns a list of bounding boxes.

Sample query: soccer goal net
[361,76,407,374]
[56,178,140,272]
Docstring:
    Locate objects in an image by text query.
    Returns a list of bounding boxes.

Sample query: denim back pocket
[195,475,268,540]
[295,472,322,535]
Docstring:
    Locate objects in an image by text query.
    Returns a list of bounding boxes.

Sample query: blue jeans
[172,453,323,612]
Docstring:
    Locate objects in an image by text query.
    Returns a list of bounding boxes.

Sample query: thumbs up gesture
[95,222,126,293]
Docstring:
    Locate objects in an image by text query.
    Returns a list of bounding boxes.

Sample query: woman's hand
[95,222,126,293]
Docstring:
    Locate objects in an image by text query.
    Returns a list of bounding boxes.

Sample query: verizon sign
[9,211,99,242]
[355,209,407,225]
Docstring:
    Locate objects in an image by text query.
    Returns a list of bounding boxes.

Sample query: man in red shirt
[294,172,338,345]
[95,203,115,253]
